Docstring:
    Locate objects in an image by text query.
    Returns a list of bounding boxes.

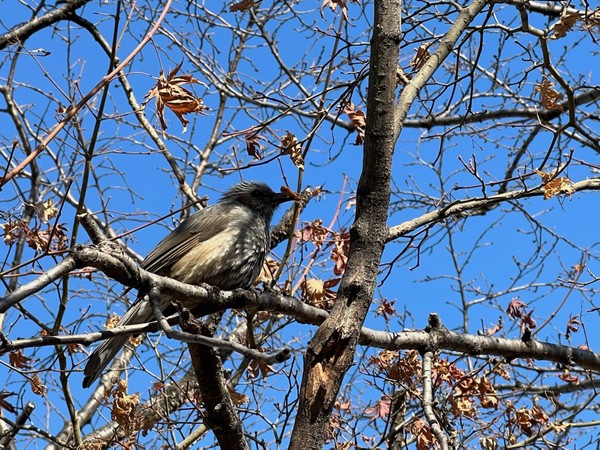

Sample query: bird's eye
[251,189,263,198]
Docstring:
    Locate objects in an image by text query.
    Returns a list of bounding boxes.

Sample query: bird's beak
[275,186,298,204]
[274,193,294,204]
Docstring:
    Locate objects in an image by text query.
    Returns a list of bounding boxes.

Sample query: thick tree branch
[289,1,402,447]
[0,0,92,50]
[402,86,600,129]
[181,305,249,450]
[387,177,600,241]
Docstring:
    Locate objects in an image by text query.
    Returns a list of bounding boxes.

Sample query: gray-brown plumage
[82,181,292,388]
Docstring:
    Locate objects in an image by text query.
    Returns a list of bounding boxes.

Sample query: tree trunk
[288,0,402,447]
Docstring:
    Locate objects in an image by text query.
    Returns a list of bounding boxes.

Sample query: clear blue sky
[1,1,599,446]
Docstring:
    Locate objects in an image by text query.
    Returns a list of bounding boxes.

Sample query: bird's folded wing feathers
[140,204,230,274]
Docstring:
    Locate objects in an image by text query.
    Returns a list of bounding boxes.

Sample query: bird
[82,181,293,388]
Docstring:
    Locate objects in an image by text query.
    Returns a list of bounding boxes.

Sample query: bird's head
[221,181,294,222]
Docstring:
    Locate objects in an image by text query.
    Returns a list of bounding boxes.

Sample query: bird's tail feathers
[82,300,153,388]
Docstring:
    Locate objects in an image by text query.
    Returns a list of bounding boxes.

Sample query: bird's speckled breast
[169,205,270,290]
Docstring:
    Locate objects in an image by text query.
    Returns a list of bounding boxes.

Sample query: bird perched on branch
[82,181,293,388]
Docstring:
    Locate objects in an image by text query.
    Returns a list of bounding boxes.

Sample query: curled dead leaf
[245,133,266,159]
[535,169,574,199]
[105,312,121,329]
[550,11,581,39]
[280,131,304,169]
[343,102,366,145]
[37,199,58,223]
[295,219,329,247]
[10,350,32,369]
[534,78,564,111]
[230,0,257,12]
[321,0,352,22]
[109,380,141,436]
[254,257,280,285]
[409,43,432,71]
[227,384,250,405]
[30,374,47,396]
[302,277,339,309]
[303,278,325,305]
[331,231,350,275]
[144,61,209,133]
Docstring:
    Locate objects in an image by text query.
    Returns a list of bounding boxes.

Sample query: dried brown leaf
[364,395,391,421]
[229,0,257,12]
[144,61,209,132]
[248,350,274,379]
[37,199,58,223]
[109,380,141,436]
[343,102,366,145]
[280,131,304,169]
[1,221,21,245]
[410,419,436,450]
[583,9,600,29]
[550,11,581,39]
[534,78,564,111]
[375,298,397,321]
[67,342,86,355]
[303,278,325,305]
[302,278,337,309]
[565,314,581,339]
[30,374,47,396]
[10,350,32,369]
[535,169,574,199]
[321,0,351,22]
[386,350,421,386]
[335,398,352,412]
[227,384,250,405]
[480,436,499,450]
[255,257,280,285]
[331,231,350,275]
[245,133,266,159]
[558,368,579,383]
[295,219,329,246]
[506,297,527,319]
[105,313,121,329]
[409,43,432,71]
[486,317,503,335]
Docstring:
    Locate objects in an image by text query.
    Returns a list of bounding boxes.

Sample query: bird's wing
[140,204,231,274]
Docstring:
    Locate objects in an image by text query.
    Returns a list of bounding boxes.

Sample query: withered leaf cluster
[535,169,575,199]
[107,380,141,437]
[506,400,549,438]
[297,220,350,309]
[2,199,69,252]
[144,61,209,132]
[549,9,600,39]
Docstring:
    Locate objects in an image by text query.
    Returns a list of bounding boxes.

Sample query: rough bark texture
[288,1,402,448]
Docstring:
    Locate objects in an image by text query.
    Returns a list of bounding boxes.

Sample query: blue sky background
[1,0,599,447]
